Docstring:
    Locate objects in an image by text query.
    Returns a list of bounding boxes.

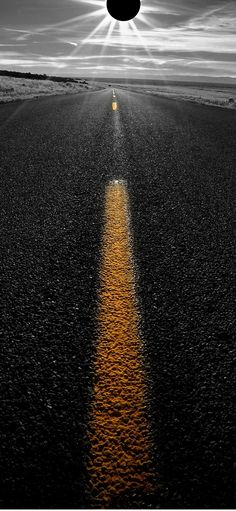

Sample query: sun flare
[54,0,156,68]
[30,0,166,79]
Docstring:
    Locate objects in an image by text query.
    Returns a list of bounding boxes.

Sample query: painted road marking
[112,100,118,110]
[87,180,155,507]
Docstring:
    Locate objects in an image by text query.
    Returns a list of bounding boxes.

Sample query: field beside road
[108,80,236,109]
[0,74,105,103]
[1,72,235,110]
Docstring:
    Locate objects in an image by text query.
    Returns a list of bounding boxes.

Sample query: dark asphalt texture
[0,89,235,508]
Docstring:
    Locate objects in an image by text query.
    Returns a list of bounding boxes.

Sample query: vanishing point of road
[0,88,235,508]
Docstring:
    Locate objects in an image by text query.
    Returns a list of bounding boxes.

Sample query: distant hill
[0,69,83,84]
[86,76,236,88]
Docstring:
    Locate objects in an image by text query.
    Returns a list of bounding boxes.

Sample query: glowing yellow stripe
[87,180,155,507]
[112,100,118,110]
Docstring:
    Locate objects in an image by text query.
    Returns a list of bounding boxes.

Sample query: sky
[0,0,236,81]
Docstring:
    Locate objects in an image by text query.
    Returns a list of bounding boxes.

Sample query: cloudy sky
[0,0,235,81]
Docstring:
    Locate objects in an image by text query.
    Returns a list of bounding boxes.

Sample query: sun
[106,0,141,21]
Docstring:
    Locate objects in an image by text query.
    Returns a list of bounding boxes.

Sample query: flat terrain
[109,80,236,109]
[1,74,235,110]
[0,75,105,103]
[0,89,235,508]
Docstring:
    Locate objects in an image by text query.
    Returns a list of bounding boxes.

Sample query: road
[0,88,235,508]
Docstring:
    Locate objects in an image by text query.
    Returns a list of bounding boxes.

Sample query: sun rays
[7,0,168,78]
[56,0,161,78]
[34,0,157,73]
[2,0,236,80]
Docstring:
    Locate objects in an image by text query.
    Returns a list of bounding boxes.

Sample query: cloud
[0,0,235,79]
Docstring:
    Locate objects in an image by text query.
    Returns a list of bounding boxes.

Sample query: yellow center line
[87,180,156,507]
[112,100,118,110]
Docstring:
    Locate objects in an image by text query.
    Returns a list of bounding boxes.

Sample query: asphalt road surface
[0,89,235,508]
